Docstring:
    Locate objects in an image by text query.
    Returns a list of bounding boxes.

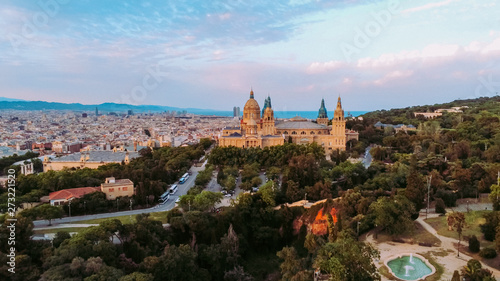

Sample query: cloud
[401,0,455,14]
[306,60,345,74]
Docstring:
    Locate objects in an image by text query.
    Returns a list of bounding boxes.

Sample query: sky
[0,0,499,111]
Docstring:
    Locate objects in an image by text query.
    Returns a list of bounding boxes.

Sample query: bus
[179,173,190,184]
[159,191,170,204]
[169,184,178,194]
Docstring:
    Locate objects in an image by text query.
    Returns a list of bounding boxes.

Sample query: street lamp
[357,221,361,237]
[84,201,86,215]
[116,198,119,211]
[129,199,133,210]
[68,200,71,217]
[146,196,149,208]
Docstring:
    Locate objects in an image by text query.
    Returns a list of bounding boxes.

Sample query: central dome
[244,90,260,111]
[243,90,261,120]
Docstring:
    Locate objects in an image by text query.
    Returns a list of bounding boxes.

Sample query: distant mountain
[0,99,229,115]
[0,97,26,102]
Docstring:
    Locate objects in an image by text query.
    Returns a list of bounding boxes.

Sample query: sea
[194,110,369,119]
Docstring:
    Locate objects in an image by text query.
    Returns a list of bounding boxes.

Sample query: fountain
[404,265,415,277]
[385,253,435,281]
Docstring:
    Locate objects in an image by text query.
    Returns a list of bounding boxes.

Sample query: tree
[451,270,460,281]
[32,204,64,226]
[223,266,254,281]
[447,212,466,257]
[405,156,425,212]
[371,195,415,235]
[53,231,71,248]
[220,224,240,268]
[192,191,223,211]
[469,235,480,253]
[481,211,499,241]
[435,198,446,215]
[119,272,154,281]
[461,259,494,281]
[276,247,302,281]
[314,231,380,281]
[489,184,500,211]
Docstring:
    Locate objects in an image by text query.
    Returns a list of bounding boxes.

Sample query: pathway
[416,214,500,278]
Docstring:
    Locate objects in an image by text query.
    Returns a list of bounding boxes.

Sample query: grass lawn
[34,227,88,234]
[376,221,441,247]
[424,210,494,248]
[69,211,170,225]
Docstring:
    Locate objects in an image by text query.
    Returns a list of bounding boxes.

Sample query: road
[362,146,373,168]
[33,161,207,228]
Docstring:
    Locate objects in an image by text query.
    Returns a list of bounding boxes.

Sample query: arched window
[301,131,306,135]
[283,131,288,134]
[291,131,297,135]
[310,131,315,135]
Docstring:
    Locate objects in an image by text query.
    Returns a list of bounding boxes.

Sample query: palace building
[219,90,358,151]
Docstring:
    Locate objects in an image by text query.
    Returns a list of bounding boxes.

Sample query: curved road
[33,162,207,228]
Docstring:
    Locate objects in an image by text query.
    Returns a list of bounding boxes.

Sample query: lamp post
[84,201,86,216]
[129,199,133,210]
[146,196,149,208]
[68,200,71,217]
[357,221,361,238]
[116,198,119,211]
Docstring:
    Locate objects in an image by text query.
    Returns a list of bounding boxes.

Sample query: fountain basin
[384,253,435,280]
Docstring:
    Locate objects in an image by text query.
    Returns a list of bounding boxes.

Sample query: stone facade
[219,91,358,151]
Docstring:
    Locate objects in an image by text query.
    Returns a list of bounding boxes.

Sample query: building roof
[318,98,328,118]
[102,178,133,187]
[289,116,308,122]
[276,121,327,130]
[49,187,100,201]
[49,150,139,163]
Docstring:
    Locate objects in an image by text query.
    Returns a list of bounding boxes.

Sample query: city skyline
[1,0,499,111]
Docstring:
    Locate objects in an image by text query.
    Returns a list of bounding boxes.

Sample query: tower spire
[250,88,254,99]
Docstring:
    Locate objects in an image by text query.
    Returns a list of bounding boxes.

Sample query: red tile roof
[49,187,100,201]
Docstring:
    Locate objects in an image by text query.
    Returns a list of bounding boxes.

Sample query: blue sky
[1,0,499,111]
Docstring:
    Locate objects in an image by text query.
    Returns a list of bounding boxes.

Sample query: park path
[416,214,500,278]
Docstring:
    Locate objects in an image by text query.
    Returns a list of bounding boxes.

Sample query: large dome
[244,98,260,112]
[243,90,261,120]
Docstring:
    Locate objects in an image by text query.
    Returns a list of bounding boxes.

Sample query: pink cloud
[306,60,345,74]
[402,0,455,14]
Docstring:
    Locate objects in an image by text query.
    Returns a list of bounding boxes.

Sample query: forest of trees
[1,96,500,280]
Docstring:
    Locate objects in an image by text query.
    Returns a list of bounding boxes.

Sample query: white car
[224,193,232,197]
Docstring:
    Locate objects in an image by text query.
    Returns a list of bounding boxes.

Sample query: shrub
[435,198,446,214]
[479,248,497,259]
[435,189,457,207]
[468,235,480,253]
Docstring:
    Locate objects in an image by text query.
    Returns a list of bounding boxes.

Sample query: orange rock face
[293,207,337,236]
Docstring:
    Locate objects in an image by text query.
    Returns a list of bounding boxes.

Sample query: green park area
[375,221,441,247]
[425,210,494,248]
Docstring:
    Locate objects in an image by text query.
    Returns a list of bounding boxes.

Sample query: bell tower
[262,96,276,135]
[331,96,346,150]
